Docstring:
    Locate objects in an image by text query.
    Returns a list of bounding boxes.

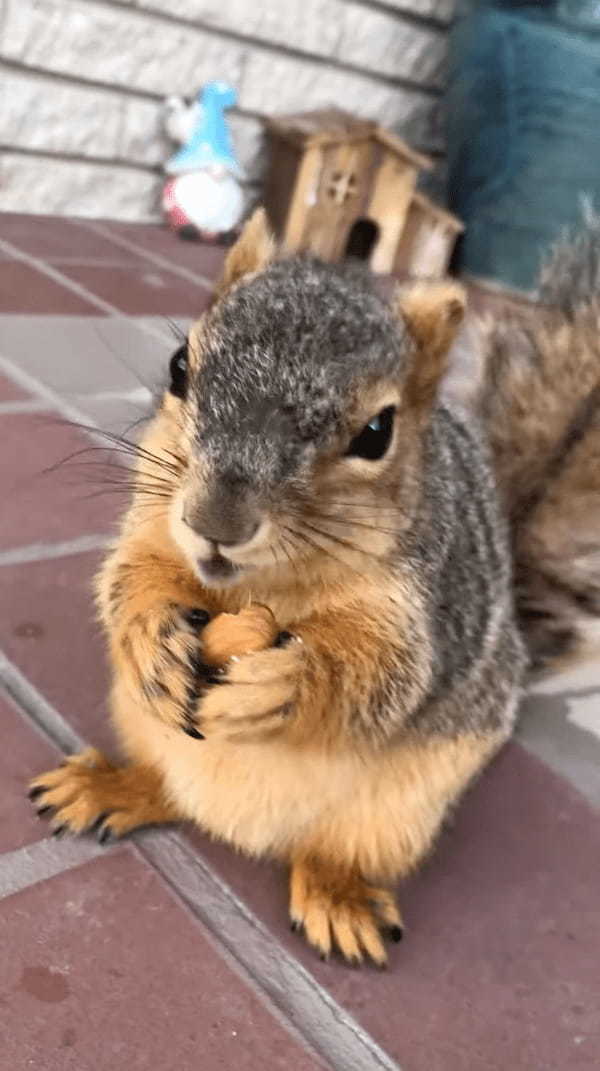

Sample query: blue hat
[166,81,243,177]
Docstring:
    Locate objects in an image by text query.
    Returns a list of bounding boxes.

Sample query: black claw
[98,826,113,845]
[190,656,217,682]
[319,953,329,963]
[52,825,66,838]
[274,630,294,647]
[28,785,46,800]
[36,805,52,818]
[89,811,110,834]
[183,725,205,740]
[389,926,404,943]
[184,608,211,630]
[290,919,301,933]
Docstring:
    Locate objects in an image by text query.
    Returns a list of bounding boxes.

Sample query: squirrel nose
[182,507,260,549]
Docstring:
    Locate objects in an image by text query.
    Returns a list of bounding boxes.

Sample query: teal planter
[447,4,600,292]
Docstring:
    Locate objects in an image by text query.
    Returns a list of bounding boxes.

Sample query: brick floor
[0,692,59,853]
[0,261,100,315]
[0,849,327,1071]
[0,211,599,1071]
[0,553,113,752]
[0,372,29,402]
[0,413,121,550]
[56,262,211,317]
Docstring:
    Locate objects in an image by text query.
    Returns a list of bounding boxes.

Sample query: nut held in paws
[201,605,279,665]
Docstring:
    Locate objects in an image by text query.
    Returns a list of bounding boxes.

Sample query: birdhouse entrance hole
[345,218,379,262]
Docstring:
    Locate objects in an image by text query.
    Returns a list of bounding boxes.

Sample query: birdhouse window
[327,171,358,205]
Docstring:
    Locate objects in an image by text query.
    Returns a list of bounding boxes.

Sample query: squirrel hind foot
[289,857,403,967]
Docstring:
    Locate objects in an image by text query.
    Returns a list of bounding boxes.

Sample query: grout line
[71,386,153,405]
[78,220,216,290]
[346,0,451,31]
[0,642,400,1070]
[0,139,163,177]
[0,533,112,567]
[0,649,84,754]
[0,138,161,177]
[0,237,175,344]
[140,833,401,1071]
[0,351,118,444]
[0,347,151,477]
[0,836,110,899]
[0,237,125,316]
[0,398,53,415]
[0,350,156,455]
[55,0,444,99]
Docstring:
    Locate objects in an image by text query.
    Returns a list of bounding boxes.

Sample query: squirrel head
[147,209,465,590]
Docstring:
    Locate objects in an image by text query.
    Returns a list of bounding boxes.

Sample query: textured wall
[1,0,454,221]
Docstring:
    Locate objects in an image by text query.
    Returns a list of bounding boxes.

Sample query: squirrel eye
[168,343,188,399]
[346,406,395,461]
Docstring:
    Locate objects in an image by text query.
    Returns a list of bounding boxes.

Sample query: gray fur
[181,254,526,746]
[402,407,525,737]
[479,213,600,669]
[538,199,600,314]
[194,257,410,492]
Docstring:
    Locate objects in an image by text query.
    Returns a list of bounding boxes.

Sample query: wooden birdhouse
[263,108,462,279]
[394,191,464,279]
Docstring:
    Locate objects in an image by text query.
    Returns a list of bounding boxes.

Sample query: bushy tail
[476,210,600,670]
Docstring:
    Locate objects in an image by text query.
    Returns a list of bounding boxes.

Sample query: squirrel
[29,207,600,965]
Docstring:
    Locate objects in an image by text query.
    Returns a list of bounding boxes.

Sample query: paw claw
[190,656,216,682]
[28,785,46,800]
[97,826,113,845]
[52,824,66,838]
[389,926,404,943]
[274,631,294,647]
[183,725,204,740]
[89,811,110,834]
[184,608,211,629]
[36,805,52,818]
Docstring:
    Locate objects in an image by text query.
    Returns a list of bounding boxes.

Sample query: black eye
[169,344,188,399]
[346,406,395,461]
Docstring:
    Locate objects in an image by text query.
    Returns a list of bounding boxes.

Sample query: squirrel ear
[218,207,275,294]
[397,282,466,410]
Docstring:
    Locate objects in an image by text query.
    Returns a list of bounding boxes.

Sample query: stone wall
[0,0,454,221]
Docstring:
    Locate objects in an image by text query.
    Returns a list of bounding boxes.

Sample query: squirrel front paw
[117,602,216,738]
[190,637,303,742]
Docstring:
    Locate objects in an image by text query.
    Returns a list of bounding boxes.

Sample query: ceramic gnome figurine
[162,81,244,241]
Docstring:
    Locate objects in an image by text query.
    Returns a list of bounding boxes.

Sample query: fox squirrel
[29,209,600,965]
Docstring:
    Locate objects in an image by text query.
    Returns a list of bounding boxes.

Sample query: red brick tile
[104,221,227,280]
[0,849,324,1071]
[0,261,99,314]
[187,744,600,1071]
[0,413,122,549]
[0,372,28,402]
[0,552,113,752]
[0,213,143,264]
[58,264,212,317]
[0,692,59,852]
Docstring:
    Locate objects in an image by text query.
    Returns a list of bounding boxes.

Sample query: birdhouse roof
[411,190,464,232]
[265,108,432,170]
